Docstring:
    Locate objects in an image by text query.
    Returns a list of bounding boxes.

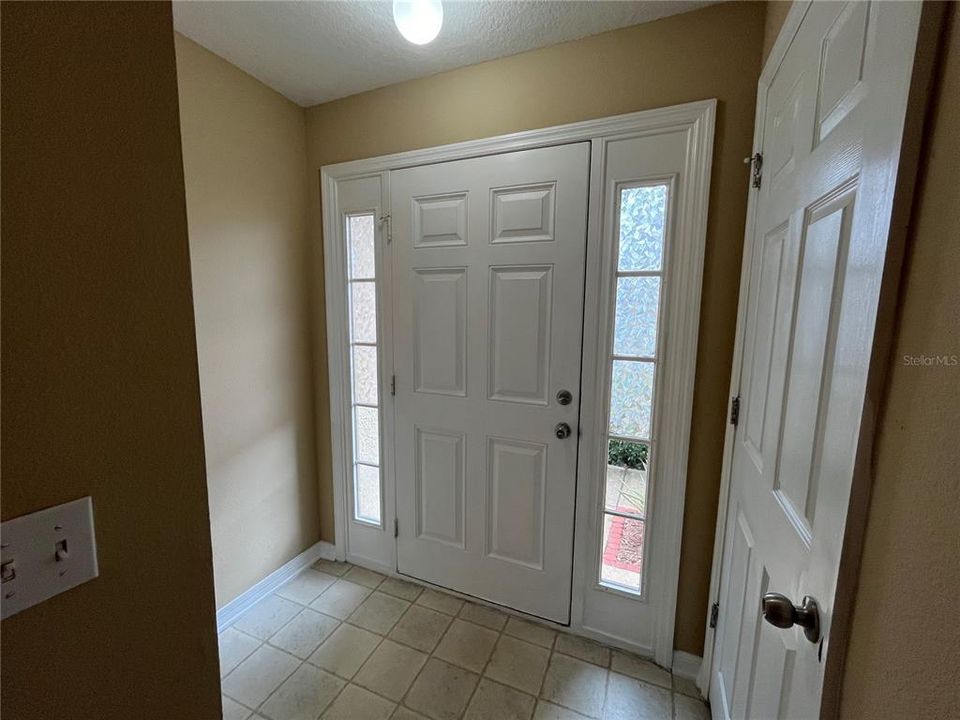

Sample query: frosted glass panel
[355,463,381,524]
[609,360,654,439]
[352,345,379,405]
[350,281,377,343]
[346,213,381,526]
[614,277,660,357]
[601,513,643,593]
[618,185,668,271]
[354,405,380,465]
[604,440,649,516]
[348,214,376,279]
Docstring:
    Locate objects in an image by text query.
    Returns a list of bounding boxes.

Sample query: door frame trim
[320,100,716,664]
[695,0,811,698]
[698,0,936,711]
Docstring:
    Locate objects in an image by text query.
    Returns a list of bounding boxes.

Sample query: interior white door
[710,2,920,718]
[391,143,589,623]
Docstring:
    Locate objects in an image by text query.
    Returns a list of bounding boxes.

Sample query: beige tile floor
[219,559,710,720]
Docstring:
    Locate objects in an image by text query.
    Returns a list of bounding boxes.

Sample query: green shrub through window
[608,439,648,470]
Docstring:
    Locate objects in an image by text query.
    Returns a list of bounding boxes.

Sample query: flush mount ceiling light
[393,0,443,45]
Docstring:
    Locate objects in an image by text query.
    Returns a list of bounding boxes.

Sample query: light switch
[1,497,99,620]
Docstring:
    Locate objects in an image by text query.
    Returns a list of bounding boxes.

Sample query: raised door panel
[488,266,553,405]
[743,224,788,469]
[765,73,804,190]
[490,183,556,244]
[716,507,757,718]
[414,193,468,247]
[413,268,467,396]
[486,437,547,569]
[775,188,855,537]
[416,427,466,547]
[747,617,799,719]
[815,1,870,145]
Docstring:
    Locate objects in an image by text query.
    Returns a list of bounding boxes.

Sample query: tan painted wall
[0,3,221,719]
[838,7,960,717]
[305,1,767,655]
[761,3,960,716]
[174,33,320,608]
[762,1,793,64]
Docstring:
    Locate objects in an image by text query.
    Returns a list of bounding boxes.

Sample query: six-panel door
[391,143,590,623]
[710,2,920,717]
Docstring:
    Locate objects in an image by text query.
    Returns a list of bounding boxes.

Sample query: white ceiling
[173,1,714,107]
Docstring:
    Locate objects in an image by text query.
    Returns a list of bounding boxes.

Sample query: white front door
[391,144,589,623]
[710,2,920,718]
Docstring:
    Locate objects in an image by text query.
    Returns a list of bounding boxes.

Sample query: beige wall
[762,3,960,716]
[839,6,960,718]
[305,1,767,655]
[174,34,320,608]
[0,3,221,719]
[762,1,793,64]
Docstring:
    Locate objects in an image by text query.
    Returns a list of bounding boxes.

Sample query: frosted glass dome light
[393,0,443,45]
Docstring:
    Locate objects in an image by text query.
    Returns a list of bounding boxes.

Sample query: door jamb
[320,100,716,664]
[696,0,811,695]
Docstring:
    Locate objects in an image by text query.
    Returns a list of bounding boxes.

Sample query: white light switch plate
[1,497,99,620]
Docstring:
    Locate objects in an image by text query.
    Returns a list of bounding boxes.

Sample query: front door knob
[761,592,821,643]
[555,422,572,439]
[556,389,573,405]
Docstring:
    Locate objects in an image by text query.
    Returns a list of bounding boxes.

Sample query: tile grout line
[483,614,554,711]
[312,578,397,716]
[329,574,478,715]
[229,570,372,717]
[218,629,263,683]
[395,596,484,714]
[241,644,303,715]
[451,618,505,717]
[401,600,506,715]
[221,566,355,717]
[222,563,704,719]
[601,659,614,720]
[395,625,446,712]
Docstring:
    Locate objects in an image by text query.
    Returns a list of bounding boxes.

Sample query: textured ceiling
[173,1,715,107]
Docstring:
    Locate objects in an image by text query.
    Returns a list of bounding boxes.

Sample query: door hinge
[394,518,399,538]
[378,213,392,243]
[729,395,741,426]
[744,152,763,189]
[391,375,396,396]
[710,602,720,629]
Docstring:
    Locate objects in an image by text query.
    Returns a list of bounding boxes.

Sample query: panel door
[710,2,920,718]
[392,143,589,623]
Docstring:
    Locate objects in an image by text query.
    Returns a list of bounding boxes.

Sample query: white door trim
[695,1,811,694]
[320,100,716,662]
[697,0,811,697]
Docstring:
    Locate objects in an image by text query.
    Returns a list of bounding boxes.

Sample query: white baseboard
[672,650,702,681]
[216,540,336,632]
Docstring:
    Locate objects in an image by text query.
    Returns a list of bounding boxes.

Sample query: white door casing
[391,144,590,623]
[706,2,921,718]
[321,102,715,660]
[323,173,398,570]
[573,126,714,665]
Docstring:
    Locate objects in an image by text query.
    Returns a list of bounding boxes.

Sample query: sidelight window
[346,213,383,526]
[600,183,669,595]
